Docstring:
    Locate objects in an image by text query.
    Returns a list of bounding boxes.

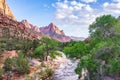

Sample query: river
[52,51,79,80]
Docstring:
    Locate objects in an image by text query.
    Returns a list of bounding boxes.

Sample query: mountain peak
[40,23,71,42]
[0,0,16,20]
[48,22,57,29]
[49,22,54,26]
[47,23,65,35]
[21,19,32,28]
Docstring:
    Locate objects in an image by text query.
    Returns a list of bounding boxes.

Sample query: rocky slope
[40,23,71,42]
[40,23,64,35]
[0,11,42,40]
[21,20,71,42]
[0,0,41,40]
[0,0,71,42]
[21,20,41,33]
[0,0,16,20]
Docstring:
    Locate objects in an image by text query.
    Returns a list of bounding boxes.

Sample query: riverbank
[0,51,65,80]
[23,55,66,80]
[25,51,68,80]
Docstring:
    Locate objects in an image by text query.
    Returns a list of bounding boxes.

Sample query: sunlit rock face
[40,23,71,42]
[47,23,65,35]
[40,23,65,36]
[0,0,70,42]
[0,0,16,20]
[21,20,42,39]
[21,20,41,33]
[0,0,42,40]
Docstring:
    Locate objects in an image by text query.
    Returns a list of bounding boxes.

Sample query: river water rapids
[52,52,79,80]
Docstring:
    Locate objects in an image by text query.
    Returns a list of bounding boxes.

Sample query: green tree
[3,57,13,71]
[89,15,118,39]
[40,37,59,61]
[63,15,120,79]
[0,68,3,80]
[63,41,87,58]
[34,45,46,61]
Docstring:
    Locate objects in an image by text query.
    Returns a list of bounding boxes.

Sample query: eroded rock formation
[0,0,16,20]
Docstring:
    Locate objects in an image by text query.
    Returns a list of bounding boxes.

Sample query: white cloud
[52,0,120,37]
[54,1,95,25]
[103,2,120,14]
[85,5,93,11]
[103,2,109,7]
[81,0,97,3]
[113,0,120,3]
[71,1,77,5]
[56,2,68,9]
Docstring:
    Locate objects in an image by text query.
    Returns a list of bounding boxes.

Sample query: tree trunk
[100,65,104,80]
[87,70,90,80]
[46,50,49,61]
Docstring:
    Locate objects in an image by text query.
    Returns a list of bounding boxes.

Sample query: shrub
[34,45,46,61]
[45,67,53,77]
[25,76,33,80]
[40,69,47,79]
[50,51,62,59]
[15,53,30,74]
[3,57,13,71]
[0,68,3,79]
[3,52,30,75]
[40,67,53,79]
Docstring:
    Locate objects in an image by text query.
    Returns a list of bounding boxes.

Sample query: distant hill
[70,36,85,41]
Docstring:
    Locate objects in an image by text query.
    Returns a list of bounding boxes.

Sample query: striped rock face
[0,0,16,20]
[40,23,71,42]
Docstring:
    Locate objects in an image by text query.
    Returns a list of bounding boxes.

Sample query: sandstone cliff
[0,0,70,42]
[21,20,41,33]
[0,0,16,20]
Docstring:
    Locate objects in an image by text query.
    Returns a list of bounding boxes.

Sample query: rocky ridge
[0,0,71,42]
[0,0,16,20]
[0,12,42,40]
[40,23,71,42]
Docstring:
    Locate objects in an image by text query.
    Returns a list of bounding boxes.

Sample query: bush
[0,68,3,79]
[15,53,30,74]
[34,45,46,60]
[3,52,30,75]
[25,76,33,80]
[40,67,53,79]
[45,67,53,77]
[50,51,62,59]
[106,60,120,75]
[3,57,13,71]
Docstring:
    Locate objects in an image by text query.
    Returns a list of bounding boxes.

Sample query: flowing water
[52,52,79,80]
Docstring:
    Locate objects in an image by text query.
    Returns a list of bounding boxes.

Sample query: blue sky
[6,0,120,37]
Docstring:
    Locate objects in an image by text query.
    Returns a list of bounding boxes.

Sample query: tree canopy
[63,15,120,79]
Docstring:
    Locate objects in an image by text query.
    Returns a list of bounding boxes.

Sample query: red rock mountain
[41,23,65,35]
[0,0,16,20]
[0,0,41,40]
[0,0,71,42]
[21,20,41,33]
[0,13,42,40]
[40,23,71,42]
